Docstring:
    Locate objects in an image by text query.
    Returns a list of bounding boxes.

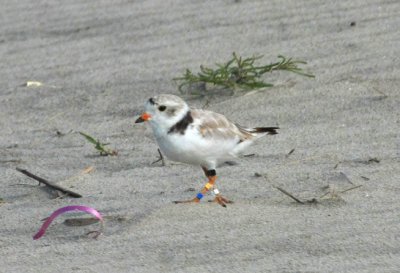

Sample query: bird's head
[135,94,189,132]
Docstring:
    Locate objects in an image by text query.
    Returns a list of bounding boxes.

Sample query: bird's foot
[208,195,233,208]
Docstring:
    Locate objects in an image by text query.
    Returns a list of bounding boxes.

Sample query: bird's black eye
[158,105,166,111]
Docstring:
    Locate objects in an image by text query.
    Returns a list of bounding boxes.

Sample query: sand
[1,0,399,272]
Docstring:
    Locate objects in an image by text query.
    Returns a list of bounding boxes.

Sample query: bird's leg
[173,168,216,204]
[174,167,232,207]
[203,168,233,207]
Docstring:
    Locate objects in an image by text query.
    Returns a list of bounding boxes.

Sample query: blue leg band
[196,193,204,200]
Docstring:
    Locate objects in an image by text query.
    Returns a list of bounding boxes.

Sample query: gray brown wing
[191,109,253,141]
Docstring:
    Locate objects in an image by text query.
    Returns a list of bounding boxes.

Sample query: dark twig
[367,157,380,164]
[16,168,82,198]
[320,184,362,199]
[272,186,304,204]
[262,174,305,204]
[286,148,295,158]
[340,185,362,194]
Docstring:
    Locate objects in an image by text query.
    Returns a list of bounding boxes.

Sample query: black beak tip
[135,117,145,123]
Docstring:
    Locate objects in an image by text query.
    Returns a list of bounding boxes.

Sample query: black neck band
[168,111,193,135]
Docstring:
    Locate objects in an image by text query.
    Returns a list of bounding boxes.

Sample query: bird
[135,94,278,207]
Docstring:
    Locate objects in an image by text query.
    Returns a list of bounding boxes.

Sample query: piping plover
[135,94,278,207]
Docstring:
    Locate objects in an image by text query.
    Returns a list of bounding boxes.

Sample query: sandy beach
[1,0,399,272]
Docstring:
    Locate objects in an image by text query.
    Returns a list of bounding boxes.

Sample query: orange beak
[135,112,152,123]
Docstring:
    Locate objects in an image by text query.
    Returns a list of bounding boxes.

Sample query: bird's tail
[250,127,279,135]
[232,126,279,156]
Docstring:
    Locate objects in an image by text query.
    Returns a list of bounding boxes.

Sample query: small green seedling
[174,52,314,94]
[79,132,117,156]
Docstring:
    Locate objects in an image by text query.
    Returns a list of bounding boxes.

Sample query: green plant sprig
[174,52,314,93]
[79,132,117,156]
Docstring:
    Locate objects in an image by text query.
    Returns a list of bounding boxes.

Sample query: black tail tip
[254,127,279,135]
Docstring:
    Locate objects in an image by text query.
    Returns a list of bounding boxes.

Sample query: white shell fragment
[26,81,43,87]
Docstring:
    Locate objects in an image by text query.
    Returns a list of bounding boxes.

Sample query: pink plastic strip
[33,205,103,240]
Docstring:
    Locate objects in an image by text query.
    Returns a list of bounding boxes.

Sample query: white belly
[154,128,239,168]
